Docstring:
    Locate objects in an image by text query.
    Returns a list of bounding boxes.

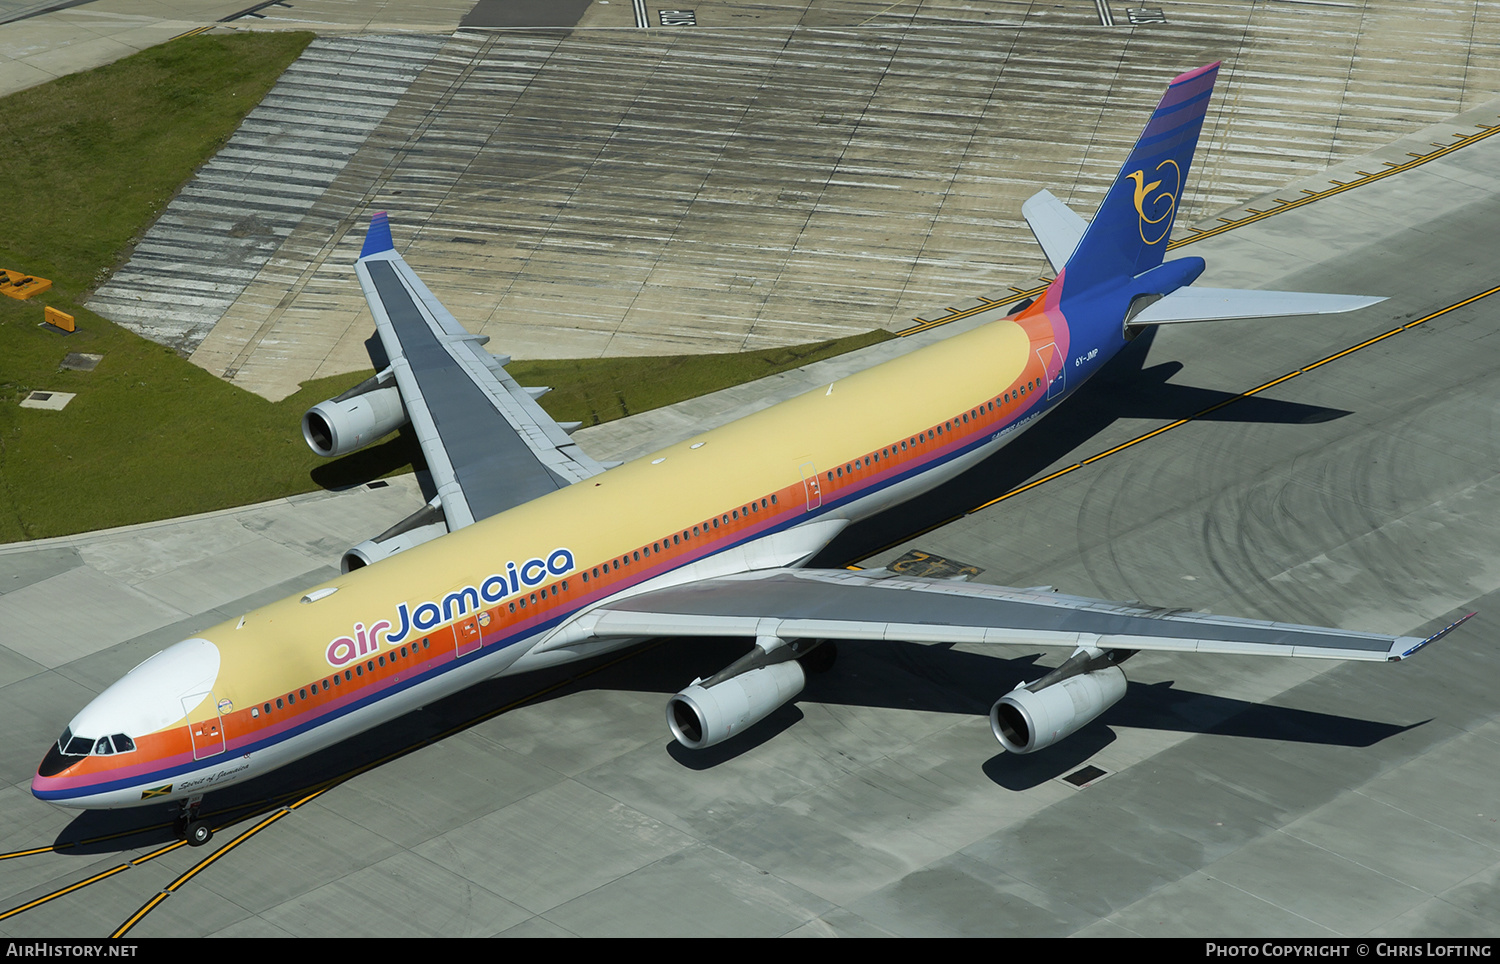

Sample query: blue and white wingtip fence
[1395,611,1477,660]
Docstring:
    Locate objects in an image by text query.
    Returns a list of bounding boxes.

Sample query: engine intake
[667,660,805,749]
[989,663,1127,754]
[302,374,408,458]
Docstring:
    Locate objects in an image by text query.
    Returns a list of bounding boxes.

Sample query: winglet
[1393,611,1476,660]
[361,211,394,258]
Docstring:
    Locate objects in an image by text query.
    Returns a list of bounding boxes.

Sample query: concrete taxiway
[4,3,1500,940]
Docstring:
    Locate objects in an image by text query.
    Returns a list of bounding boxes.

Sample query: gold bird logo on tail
[1127,159,1180,245]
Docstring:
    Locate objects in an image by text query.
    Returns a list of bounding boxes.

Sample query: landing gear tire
[185,821,213,847]
[797,640,838,674]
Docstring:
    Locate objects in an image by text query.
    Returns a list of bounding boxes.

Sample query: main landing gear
[797,639,838,674]
[173,795,213,847]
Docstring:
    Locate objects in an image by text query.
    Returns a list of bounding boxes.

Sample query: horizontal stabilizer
[1021,190,1088,273]
[1131,287,1386,325]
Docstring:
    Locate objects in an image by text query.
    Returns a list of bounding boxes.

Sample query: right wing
[544,567,1467,662]
[355,213,608,529]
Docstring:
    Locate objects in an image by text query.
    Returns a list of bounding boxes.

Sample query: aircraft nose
[36,742,77,780]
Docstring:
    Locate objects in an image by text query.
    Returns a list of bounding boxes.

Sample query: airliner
[32,63,1469,846]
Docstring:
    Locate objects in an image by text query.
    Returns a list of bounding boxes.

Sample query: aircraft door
[182,691,226,761]
[799,462,822,511]
[1037,343,1065,400]
[456,611,484,658]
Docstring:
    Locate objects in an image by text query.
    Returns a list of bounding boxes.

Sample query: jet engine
[341,500,447,572]
[302,370,408,458]
[666,637,828,748]
[668,662,805,749]
[989,647,1131,753]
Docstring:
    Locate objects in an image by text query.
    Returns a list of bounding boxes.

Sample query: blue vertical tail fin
[1061,63,1220,294]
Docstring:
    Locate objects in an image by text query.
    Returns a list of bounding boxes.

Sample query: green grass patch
[0,300,417,542]
[0,32,316,297]
[0,32,895,543]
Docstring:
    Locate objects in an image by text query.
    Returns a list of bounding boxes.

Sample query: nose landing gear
[173,795,213,847]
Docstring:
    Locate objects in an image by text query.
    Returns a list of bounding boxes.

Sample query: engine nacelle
[341,501,447,572]
[989,665,1127,754]
[342,520,447,573]
[667,660,805,749]
[302,383,407,458]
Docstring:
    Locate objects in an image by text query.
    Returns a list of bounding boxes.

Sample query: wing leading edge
[355,213,607,529]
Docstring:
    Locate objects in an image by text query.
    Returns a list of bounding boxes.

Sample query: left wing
[355,213,608,528]
[547,567,1459,661]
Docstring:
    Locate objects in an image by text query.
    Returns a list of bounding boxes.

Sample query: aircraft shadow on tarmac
[816,326,1350,565]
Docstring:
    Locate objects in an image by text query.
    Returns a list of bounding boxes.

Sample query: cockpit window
[59,728,92,757]
[55,728,136,757]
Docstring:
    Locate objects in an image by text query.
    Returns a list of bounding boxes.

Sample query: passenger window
[264,703,272,714]
[378,656,386,667]
[277,697,285,708]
